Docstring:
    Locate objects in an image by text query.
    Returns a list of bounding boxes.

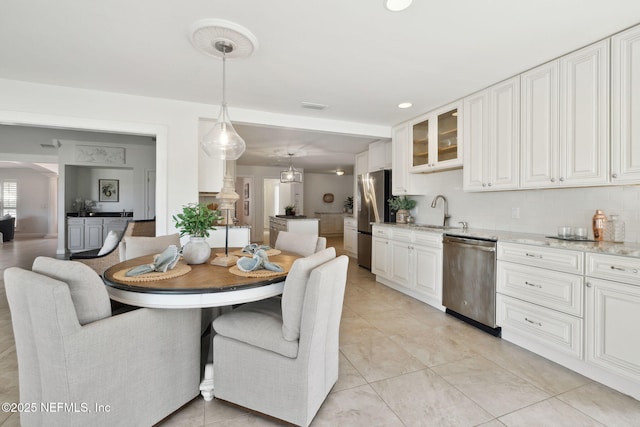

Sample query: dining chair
[274,231,323,256]
[211,248,349,426]
[119,233,181,261]
[4,257,201,427]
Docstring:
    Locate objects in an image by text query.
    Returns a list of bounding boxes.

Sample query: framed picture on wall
[244,200,250,217]
[99,179,119,202]
[244,182,250,199]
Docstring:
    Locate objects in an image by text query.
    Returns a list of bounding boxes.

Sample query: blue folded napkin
[241,243,271,255]
[125,245,180,276]
[236,249,284,273]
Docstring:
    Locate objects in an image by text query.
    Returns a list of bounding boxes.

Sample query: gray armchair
[212,248,349,426]
[4,257,201,427]
[275,231,326,256]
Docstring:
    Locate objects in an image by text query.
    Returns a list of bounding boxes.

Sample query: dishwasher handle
[444,235,496,251]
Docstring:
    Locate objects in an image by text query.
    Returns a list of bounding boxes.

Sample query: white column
[44,175,58,239]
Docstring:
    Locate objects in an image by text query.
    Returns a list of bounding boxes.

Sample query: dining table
[102,247,301,401]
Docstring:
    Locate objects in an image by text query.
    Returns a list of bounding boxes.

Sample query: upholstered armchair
[212,248,349,426]
[275,230,326,256]
[4,257,201,427]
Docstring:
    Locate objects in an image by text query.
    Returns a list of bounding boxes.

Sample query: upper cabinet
[391,122,427,195]
[521,40,609,189]
[611,25,640,183]
[463,76,520,191]
[410,101,462,173]
[368,140,392,172]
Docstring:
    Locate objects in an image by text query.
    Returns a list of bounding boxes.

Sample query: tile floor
[1,236,640,426]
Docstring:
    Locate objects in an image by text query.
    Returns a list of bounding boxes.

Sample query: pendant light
[190,19,258,161]
[200,41,246,160]
[280,154,303,183]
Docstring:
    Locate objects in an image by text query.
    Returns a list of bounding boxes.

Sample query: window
[1,180,17,218]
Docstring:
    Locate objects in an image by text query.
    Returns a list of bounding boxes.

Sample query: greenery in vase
[172,203,223,238]
[285,205,296,215]
[387,196,417,211]
[344,196,354,210]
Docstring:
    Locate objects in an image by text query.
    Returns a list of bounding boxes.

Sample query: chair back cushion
[281,247,336,341]
[97,230,121,256]
[32,257,112,325]
[275,231,319,257]
[122,233,180,260]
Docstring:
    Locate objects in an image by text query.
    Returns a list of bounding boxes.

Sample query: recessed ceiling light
[398,102,413,109]
[336,169,345,176]
[384,0,413,12]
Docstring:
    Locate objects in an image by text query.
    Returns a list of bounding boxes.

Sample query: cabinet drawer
[497,294,583,358]
[413,231,442,248]
[497,261,583,317]
[498,242,583,274]
[393,228,412,243]
[344,217,356,227]
[586,253,640,286]
[372,227,391,239]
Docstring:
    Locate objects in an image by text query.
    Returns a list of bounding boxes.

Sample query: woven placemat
[112,262,192,282]
[230,248,282,257]
[228,265,288,278]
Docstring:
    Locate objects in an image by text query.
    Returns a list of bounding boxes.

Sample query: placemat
[112,262,192,282]
[228,265,288,278]
[230,248,282,257]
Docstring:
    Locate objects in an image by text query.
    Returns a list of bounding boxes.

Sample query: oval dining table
[102,249,300,309]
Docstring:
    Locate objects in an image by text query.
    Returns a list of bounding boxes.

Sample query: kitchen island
[268,216,319,247]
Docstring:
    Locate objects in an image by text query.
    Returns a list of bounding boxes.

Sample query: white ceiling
[1,1,639,173]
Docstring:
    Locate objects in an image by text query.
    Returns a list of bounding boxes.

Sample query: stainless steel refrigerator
[357,169,394,269]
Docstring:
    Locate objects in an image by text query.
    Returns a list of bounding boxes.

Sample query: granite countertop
[373,222,640,258]
[270,216,317,220]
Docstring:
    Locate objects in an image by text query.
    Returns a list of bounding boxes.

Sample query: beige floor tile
[0,412,21,427]
[360,308,437,336]
[371,369,494,427]
[498,397,604,426]
[203,398,271,425]
[333,352,367,392]
[557,382,640,427]
[0,345,19,405]
[388,327,478,367]
[339,315,385,346]
[312,384,404,427]
[431,356,550,417]
[155,397,204,427]
[204,413,281,426]
[341,336,426,383]
[477,420,506,427]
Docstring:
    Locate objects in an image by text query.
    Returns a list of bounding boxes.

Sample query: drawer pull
[525,253,543,259]
[524,281,542,288]
[610,265,639,274]
[524,317,542,327]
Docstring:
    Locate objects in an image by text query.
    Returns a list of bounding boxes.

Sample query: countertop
[373,222,640,258]
[270,216,318,221]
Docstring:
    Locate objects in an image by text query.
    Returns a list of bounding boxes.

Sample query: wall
[0,78,388,254]
[304,173,354,215]
[0,168,50,235]
[407,169,640,243]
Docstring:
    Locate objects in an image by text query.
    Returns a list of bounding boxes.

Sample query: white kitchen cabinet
[463,77,520,191]
[391,122,427,195]
[611,24,640,183]
[497,242,585,359]
[316,213,344,236]
[368,140,391,172]
[268,216,319,248]
[521,40,609,189]
[410,101,462,173]
[67,218,85,252]
[103,218,128,241]
[355,151,369,177]
[84,218,104,250]
[584,252,640,396]
[343,217,357,257]
[372,225,444,310]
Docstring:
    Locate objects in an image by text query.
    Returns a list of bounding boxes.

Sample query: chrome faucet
[430,194,451,227]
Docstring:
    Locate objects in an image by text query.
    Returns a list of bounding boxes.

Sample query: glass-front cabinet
[410,101,462,173]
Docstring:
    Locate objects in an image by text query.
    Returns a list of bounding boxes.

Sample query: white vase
[182,236,211,265]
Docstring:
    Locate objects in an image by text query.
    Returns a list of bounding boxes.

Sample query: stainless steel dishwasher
[442,234,500,335]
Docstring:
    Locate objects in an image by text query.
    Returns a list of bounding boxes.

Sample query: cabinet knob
[559,177,565,182]
[612,173,618,179]
[586,282,592,288]
[482,183,486,187]
[487,183,492,187]
[550,178,556,183]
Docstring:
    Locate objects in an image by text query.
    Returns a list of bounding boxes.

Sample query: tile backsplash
[409,169,640,243]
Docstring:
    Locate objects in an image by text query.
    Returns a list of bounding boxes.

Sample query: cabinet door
[84,220,103,250]
[371,237,391,279]
[343,226,357,254]
[390,241,411,287]
[410,114,431,169]
[521,60,559,188]
[368,140,391,172]
[463,89,489,191]
[414,245,442,301]
[611,24,640,183]
[559,40,609,186]
[67,221,84,251]
[392,123,426,195]
[489,77,520,190]
[433,103,461,169]
[585,277,640,383]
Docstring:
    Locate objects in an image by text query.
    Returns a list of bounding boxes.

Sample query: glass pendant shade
[201,105,246,160]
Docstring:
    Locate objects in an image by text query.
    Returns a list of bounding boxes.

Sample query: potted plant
[172,203,222,264]
[284,205,296,216]
[344,196,354,214]
[387,196,417,224]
